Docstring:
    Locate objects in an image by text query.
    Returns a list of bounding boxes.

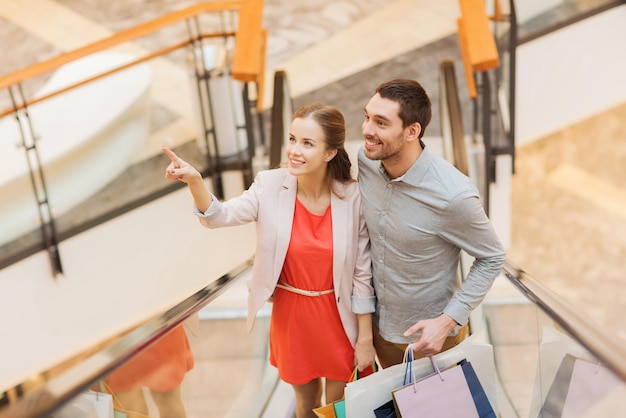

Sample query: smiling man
[357,78,506,368]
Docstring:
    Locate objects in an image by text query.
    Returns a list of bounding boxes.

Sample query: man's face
[361,93,407,161]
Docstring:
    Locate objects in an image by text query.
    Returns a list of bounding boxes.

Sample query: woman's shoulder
[333,179,360,199]
[255,167,296,189]
[257,167,289,180]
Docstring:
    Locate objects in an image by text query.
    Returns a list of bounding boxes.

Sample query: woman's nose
[287,142,300,156]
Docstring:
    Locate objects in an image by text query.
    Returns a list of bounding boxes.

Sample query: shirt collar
[379,140,432,186]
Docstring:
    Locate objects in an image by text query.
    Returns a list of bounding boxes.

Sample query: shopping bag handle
[429,356,444,381]
[353,362,379,380]
[403,345,446,390]
[402,344,415,386]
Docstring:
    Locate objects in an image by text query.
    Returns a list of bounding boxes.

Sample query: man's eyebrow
[364,109,392,122]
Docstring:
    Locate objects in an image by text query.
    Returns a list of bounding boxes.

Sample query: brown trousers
[373,323,469,369]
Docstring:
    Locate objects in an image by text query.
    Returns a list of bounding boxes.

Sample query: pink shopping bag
[392,357,479,418]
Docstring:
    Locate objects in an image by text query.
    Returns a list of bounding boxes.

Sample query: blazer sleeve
[350,184,376,315]
[194,171,267,227]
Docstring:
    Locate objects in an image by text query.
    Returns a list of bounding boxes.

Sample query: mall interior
[0,0,625,417]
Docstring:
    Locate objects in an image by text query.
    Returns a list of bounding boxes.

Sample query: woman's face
[286,116,336,177]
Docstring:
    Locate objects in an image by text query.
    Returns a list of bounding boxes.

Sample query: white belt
[276,280,334,297]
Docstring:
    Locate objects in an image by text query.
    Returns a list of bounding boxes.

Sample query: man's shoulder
[427,155,478,197]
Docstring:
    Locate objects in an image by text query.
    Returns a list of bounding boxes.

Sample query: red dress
[269,198,354,385]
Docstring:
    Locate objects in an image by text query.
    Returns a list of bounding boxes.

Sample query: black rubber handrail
[269,70,293,169]
[502,259,626,382]
[439,60,469,177]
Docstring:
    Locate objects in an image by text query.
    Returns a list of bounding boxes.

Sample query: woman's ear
[325,148,339,162]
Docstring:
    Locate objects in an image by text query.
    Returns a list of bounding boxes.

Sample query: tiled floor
[1,0,625,417]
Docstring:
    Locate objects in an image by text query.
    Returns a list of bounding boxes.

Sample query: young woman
[163,103,375,418]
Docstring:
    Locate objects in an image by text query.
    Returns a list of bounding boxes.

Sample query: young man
[357,78,506,368]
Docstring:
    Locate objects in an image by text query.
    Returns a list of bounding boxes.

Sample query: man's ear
[406,122,422,142]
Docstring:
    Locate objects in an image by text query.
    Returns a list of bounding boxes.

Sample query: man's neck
[382,146,423,179]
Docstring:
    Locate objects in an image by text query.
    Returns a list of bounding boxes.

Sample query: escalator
[2,244,625,417]
[3,50,625,418]
[2,1,625,417]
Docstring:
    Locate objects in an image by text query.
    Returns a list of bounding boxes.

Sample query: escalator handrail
[0,0,266,119]
[0,257,254,418]
[502,258,626,382]
[269,70,293,169]
[439,60,469,176]
[0,1,247,91]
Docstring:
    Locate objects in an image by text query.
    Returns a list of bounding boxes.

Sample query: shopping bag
[392,356,495,418]
[313,364,378,418]
[345,331,497,418]
[313,402,338,418]
[371,345,419,418]
[539,353,621,418]
[460,359,497,417]
[52,390,114,418]
[333,399,346,417]
[373,399,396,418]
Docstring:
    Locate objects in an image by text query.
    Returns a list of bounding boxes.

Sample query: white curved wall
[515,5,626,146]
[0,52,152,246]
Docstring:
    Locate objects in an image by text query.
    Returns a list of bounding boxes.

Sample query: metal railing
[0,1,266,275]
[502,259,626,382]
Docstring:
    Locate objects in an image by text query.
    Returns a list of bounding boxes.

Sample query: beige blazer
[195,168,375,347]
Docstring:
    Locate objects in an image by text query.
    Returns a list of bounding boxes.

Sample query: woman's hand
[354,339,376,372]
[162,146,213,212]
[162,146,202,184]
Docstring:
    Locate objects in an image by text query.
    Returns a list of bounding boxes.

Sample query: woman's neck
[296,175,331,215]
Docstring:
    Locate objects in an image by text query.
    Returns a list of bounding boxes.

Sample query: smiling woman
[0,51,152,247]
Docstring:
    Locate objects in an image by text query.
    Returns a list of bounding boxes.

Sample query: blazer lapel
[274,175,297,281]
[331,183,348,291]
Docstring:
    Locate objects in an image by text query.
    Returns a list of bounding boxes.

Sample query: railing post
[8,85,63,277]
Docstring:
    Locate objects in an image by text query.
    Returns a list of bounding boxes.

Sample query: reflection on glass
[484,278,626,418]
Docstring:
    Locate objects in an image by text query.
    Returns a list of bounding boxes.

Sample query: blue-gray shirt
[357,145,505,343]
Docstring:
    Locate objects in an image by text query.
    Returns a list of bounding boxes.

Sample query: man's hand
[403,314,457,357]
